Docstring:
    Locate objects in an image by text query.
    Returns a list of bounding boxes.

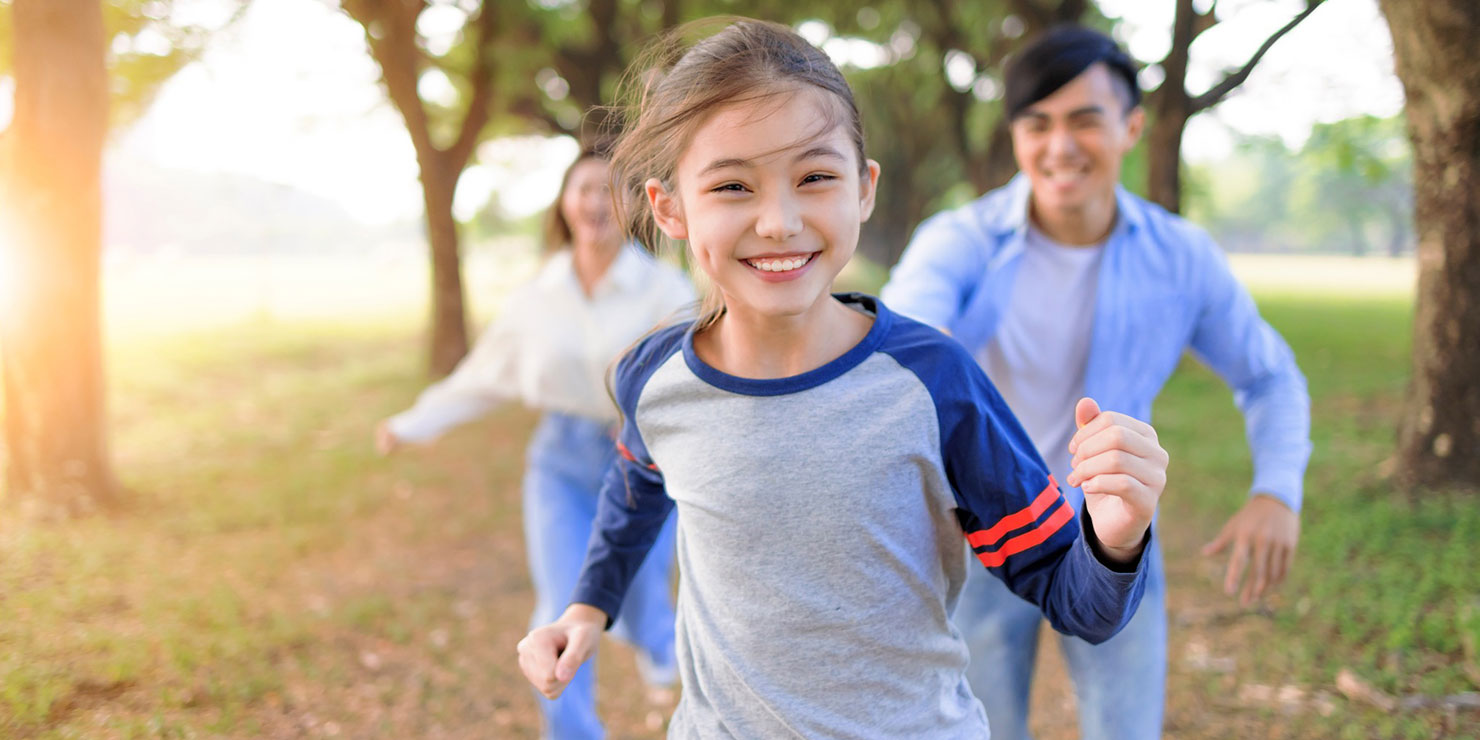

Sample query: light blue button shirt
[882,175,1312,512]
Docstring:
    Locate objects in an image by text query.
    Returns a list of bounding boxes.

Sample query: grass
[1,320,416,736]
[0,257,1476,737]
[1149,290,1479,738]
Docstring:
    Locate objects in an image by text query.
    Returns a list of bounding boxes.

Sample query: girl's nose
[755,191,803,241]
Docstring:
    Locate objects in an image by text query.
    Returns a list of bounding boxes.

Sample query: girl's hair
[605,17,867,332]
[540,147,609,254]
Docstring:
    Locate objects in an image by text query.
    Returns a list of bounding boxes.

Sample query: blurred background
[0,0,1476,737]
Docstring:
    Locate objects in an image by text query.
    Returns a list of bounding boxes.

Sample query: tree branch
[1003,0,1051,32]
[342,0,437,158]
[1191,0,1324,112]
[1191,2,1219,41]
[447,1,496,170]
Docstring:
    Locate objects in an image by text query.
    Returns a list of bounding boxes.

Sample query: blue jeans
[954,538,1166,740]
[523,413,678,740]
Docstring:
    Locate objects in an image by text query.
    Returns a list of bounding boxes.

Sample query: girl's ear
[645,178,688,241]
[857,159,882,223]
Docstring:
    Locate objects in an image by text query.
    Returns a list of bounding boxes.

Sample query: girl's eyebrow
[795,145,847,163]
[698,157,752,176]
[697,145,848,177]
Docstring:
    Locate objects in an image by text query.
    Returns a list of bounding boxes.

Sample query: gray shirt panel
[636,350,991,738]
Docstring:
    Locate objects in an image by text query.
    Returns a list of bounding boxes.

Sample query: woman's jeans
[523,412,677,740]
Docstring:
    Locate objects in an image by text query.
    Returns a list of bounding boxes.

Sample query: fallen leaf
[1336,668,1396,711]
[359,650,382,672]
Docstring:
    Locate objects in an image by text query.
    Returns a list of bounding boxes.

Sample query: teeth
[1045,167,1088,182]
[747,254,812,272]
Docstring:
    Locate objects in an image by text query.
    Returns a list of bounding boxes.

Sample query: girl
[518,20,1169,738]
[377,149,692,739]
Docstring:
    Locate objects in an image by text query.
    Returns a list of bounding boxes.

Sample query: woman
[378,148,692,739]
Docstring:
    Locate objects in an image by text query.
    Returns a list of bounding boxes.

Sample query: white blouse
[388,245,695,441]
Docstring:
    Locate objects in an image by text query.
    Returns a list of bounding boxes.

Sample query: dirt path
[239,413,1319,738]
[1026,521,1300,740]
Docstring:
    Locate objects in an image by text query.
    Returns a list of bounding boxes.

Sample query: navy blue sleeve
[568,326,684,627]
[882,315,1149,644]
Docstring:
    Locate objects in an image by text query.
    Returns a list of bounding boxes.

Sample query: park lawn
[0,287,1476,738]
[1150,291,1478,739]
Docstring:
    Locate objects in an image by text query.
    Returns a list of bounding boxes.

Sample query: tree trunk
[0,0,117,517]
[1378,0,1480,490]
[417,151,469,378]
[980,116,1019,193]
[1146,0,1198,214]
[1146,104,1188,213]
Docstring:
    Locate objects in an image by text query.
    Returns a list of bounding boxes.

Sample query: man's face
[1009,63,1144,222]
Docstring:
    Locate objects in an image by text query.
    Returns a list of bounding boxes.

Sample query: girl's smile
[741,250,819,280]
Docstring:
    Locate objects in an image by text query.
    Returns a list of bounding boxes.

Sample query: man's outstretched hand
[1202,494,1299,606]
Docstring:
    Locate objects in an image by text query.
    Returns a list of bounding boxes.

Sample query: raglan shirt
[571,294,1149,739]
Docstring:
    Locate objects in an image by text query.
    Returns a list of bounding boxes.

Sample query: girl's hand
[374,421,400,456]
[517,604,608,700]
[1064,398,1168,563]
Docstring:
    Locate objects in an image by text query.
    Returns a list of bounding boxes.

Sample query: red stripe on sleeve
[974,501,1075,568]
[965,476,1061,549]
[616,440,660,471]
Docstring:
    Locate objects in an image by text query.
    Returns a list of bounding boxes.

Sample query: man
[881,26,1311,740]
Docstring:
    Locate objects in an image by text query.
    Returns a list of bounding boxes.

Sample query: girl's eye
[801,173,837,185]
[711,183,748,193]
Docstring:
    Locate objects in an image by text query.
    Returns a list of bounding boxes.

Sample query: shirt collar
[995,172,1145,239]
[536,241,650,297]
[604,242,651,295]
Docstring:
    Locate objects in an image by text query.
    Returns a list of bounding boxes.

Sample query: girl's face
[561,157,620,248]
[647,87,879,323]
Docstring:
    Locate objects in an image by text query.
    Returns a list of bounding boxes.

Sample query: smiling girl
[517,20,1170,738]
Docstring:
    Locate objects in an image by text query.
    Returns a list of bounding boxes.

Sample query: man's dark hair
[1003,25,1141,121]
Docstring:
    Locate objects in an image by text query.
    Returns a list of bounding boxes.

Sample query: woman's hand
[517,604,608,700]
[1065,398,1169,564]
[374,421,401,456]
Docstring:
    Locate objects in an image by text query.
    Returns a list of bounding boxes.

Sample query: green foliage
[103,0,244,129]
[0,0,243,130]
[461,2,1112,263]
[1185,115,1413,255]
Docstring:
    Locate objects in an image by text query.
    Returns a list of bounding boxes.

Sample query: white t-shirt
[980,225,1105,487]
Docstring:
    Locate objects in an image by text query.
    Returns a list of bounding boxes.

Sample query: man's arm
[1187,234,1312,605]
[880,212,985,331]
